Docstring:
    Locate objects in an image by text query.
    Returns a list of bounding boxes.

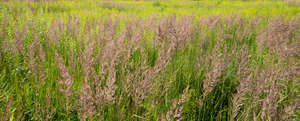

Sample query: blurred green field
[0,0,299,121]
[1,0,300,18]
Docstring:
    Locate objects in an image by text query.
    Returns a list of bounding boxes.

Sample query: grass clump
[0,0,300,121]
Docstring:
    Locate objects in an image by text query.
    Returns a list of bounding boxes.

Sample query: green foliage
[0,0,299,121]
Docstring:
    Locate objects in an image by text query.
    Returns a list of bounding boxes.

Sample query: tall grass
[0,0,300,121]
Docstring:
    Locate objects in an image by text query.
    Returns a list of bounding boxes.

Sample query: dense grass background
[1,0,300,18]
[0,0,299,121]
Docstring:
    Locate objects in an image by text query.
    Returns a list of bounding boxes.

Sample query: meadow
[0,0,299,120]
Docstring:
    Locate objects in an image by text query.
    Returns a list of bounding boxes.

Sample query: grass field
[0,0,300,121]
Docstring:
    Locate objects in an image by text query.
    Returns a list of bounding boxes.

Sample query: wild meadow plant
[0,1,299,121]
